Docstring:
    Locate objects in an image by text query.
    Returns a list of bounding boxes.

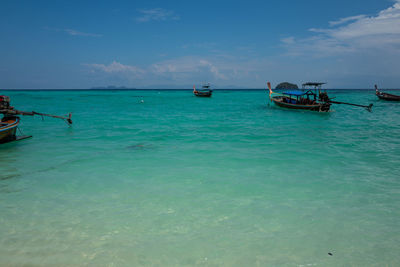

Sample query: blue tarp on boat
[283,90,305,96]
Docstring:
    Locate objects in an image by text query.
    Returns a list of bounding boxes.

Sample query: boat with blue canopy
[268,82,331,112]
[267,82,373,112]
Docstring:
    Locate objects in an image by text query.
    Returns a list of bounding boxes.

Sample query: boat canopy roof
[284,90,306,96]
[302,82,326,87]
[202,83,211,88]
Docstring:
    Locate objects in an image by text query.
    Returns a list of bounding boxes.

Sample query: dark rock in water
[0,174,20,180]
[328,252,333,256]
[275,82,298,90]
[126,144,146,150]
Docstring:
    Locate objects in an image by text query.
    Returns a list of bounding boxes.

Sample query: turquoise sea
[1,89,400,266]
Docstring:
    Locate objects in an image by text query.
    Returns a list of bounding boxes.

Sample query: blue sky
[0,0,399,89]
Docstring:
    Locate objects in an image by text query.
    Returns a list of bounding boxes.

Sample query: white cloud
[181,42,217,49]
[330,10,400,40]
[83,56,271,88]
[329,15,367,26]
[136,8,179,22]
[82,0,400,89]
[44,27,102,37]
[199,60,227,80]
[84,61,145,78]
[277,1,400,88]
[283,0,400,56]
[63,29,102,37]
[281,37,295,44]
[151,57,228,80]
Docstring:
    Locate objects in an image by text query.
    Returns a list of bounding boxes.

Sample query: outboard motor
[319,92,330,102]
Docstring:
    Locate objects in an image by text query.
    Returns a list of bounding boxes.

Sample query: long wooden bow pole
[328,101,373,112]
[1,109,72,125]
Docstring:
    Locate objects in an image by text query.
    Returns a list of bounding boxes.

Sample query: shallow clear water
[1,89,400,266]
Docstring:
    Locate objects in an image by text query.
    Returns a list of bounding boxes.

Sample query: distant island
[90,86,136,90]
[275,82,298,90]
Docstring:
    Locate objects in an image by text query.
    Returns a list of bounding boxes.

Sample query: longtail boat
[267,82,373,112]
[375,85,400,101]
[268,82,331,111]
[0,93,72,144]
[0,116,21,144]
[193,83,212,97]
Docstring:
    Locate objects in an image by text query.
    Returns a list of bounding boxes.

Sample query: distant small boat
[375,85,400,101]
[193,83,212,97]
[0,116,20,143]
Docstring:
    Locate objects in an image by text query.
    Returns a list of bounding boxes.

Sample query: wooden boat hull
[194,90,212,97]
[376,91,400,101]
[271,96,330,112]
[0,117,19,144]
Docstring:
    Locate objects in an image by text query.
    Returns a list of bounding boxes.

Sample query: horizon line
[0,88,388,91]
